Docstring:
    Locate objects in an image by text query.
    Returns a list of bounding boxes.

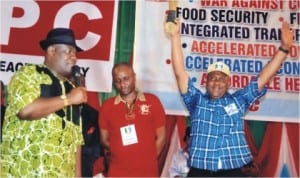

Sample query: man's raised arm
[257,21,294,91]
[168,20,189,94]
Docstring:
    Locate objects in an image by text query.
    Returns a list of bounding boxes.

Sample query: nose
[120,79,127,88]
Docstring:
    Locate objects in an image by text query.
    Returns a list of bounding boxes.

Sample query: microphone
[71,65,84,125]
[165,0,178,35]
[72,65,81,87]
[167,0,177,24]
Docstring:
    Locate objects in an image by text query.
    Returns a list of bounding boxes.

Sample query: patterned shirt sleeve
[181,78,204,114]
[233,77,267,107]
[7,64,51,115]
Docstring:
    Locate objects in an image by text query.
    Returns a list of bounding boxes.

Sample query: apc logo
[1,1,117,60]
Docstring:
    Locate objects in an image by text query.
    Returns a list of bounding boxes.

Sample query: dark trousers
[81,145,103,177]
[187,167,244,177]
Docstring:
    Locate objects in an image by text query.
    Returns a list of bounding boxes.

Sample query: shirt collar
[114,90,146,105]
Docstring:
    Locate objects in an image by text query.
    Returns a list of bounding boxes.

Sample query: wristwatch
[279,46,289,54]
[60,94,68,106]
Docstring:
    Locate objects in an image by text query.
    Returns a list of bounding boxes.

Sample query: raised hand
[280,21,294,51]
[165,0,178,36]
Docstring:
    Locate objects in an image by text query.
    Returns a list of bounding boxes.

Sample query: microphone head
[72,65,81,86]
[72,65,81,77]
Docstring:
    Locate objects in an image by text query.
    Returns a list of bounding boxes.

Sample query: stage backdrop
[133,0,300,123]
[0,0,118,92]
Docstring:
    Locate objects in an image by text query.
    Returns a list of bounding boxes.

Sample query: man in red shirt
[99,62,166,177]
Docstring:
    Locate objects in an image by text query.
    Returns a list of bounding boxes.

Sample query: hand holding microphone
[65,65,88,105]
[165,0,178,35]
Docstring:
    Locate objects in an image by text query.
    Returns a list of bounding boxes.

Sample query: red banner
[1,0,118,92]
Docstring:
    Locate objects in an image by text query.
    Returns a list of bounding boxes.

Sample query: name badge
[120,124,138,146]
[224,103,239,116]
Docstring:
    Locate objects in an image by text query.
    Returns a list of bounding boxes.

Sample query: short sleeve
[148,94,166,128]
[7,64,52,115]
[181,78,203,114]
[233,77,267,106]
[99,98,112,130]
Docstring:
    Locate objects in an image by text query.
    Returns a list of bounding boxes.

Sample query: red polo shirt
[99,92,166,177]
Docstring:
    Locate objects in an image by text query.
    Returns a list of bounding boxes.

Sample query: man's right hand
[67,87,87,105]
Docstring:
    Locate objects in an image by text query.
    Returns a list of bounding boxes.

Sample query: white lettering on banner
[54,2,102,51]
[1,1,118,92]
[1,0,39,45]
